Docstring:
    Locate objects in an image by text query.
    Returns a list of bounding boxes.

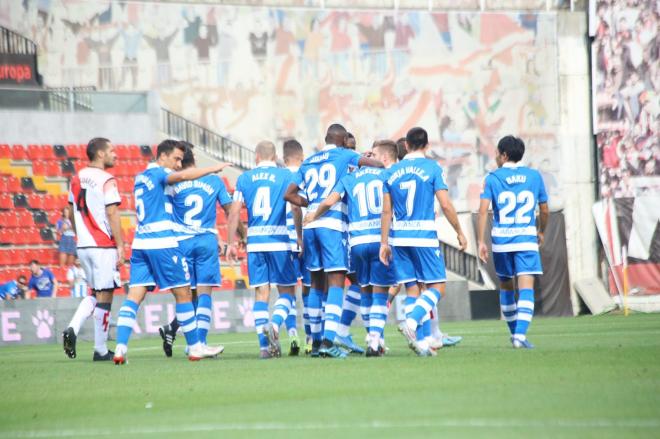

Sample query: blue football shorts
[302,227,348,272]
[493,250,543,280]
[351,242,396,288]
[247,251,298,287]
[178,233,221,288]
[392,245,447,285]
[129,246,191,291]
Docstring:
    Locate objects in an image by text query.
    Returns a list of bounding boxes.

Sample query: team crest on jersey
[435,250,441,258]
[172,255,178,264]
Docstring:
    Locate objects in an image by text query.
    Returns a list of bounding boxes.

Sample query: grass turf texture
[0,314,658,438]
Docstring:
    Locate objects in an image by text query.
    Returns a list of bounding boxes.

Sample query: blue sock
[338,285,361,334]
[499,290,517,335]
[422,315,431,338]
[302,294,311,337]
[196,294,212,344]
[308,288,323,342]
[322,286,344,342]
[116,299,139,347]
[514,289,535,341]
[253,301,269,349]
[369,292,388,341]
[321,291,328,333]
[176,302,200,347]
[271,293,293,329]
[408,288,442,324]
[285,298,297,332]
[360,293,372,333]
[404,296,415,319]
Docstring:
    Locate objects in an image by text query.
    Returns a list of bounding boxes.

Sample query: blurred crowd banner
[590,0,659,305]
[0,0,561,211]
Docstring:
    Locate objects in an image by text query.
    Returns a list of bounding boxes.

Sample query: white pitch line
[2,418,660,437]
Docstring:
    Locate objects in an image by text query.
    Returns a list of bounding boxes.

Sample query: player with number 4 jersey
[227,141,299,359]
[478,135,549,349]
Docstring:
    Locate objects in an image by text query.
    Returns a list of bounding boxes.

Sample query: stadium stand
[0,143,251,296]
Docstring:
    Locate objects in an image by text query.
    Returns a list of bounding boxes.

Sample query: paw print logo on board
[237,297,255,328]
[32,310,54,339]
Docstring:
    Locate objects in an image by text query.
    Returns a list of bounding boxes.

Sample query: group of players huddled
[60,123,548,363]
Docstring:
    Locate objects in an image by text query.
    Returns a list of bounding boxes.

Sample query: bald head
[325,123,347,146]
[255,140,277,163]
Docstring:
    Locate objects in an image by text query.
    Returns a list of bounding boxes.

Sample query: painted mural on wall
[1,0,560,210]
[590,0,659,298]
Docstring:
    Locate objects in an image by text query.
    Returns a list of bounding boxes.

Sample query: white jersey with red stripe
[69,167,121,248]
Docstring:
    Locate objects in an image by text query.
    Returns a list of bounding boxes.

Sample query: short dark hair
[396,137,407,160]
[17,275,26,283]
[180,141,195,168]
[157,139,185,158]
[497,135,525,162]
[346,132,355,140]
[282,138,303,160]
[405,127,428,151]
[86,137,110,161]
[29,260,39,266]
[373,140,398,162]
[325,123,347,144]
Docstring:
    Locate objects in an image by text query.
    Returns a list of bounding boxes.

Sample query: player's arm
[537,202,549,247]
[223,202,246,243]
[292,204,303,255]
[51,275,58,298]
[379,193,393,266]
[226,199,243,262]
[166,162,231,185]
[436,189,467,251]
[357,156,384,168]
[303,192,341,225]
[477,198,491,263]
[284,183,308,207]
[106,203,124,267]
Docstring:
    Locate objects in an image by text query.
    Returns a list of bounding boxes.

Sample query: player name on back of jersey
[387,165,430,184]
[354,167,382,178]
[251,172,276,182]
[308,152,330,163]
[135,173,155,190]
[505,174,527,184]
[172,179,216,195]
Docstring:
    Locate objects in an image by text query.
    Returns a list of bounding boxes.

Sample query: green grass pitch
[0,314,659,438]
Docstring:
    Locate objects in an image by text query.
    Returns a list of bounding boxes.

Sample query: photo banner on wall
[0,53,38,86]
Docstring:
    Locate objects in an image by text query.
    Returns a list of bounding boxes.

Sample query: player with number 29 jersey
[294,145,360,271]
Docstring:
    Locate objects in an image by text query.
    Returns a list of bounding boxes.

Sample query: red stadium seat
[10,144,27,161]
[0,228,11,244]
[115,144,129,159]
[41,145,56,161]
[0,194,11,209]
[32,160,48,176]
[27,228,41,244]
[51,266,68,283]
[0,249,10,266]
[6,176,20,193]
[127,145,141,160]
[239,208,248,222]
[26,144,44,161]
[0,144,10,158]
[17,209,33,226]
[46,161,60,177]
[28,194,45,209]
[219,279,233,290]
[0,177,6,192]
[120,264,130,281]
[2,212,19,228]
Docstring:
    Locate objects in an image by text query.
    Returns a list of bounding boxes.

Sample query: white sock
[68,296,97,335]
[430,308,443,339]
[93,306,110,355]
[288,327,298,338]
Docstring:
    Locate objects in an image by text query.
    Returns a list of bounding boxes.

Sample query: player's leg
[303,228,324,356]
[494,252,517,341]
[192,235,222,348]
[335,246,365,354]
[402,247,447,355]
[246,251,273,358]
[62,248,97,359]
[267,251,297,357]
[368,243,395,355]
[511,251,542,349]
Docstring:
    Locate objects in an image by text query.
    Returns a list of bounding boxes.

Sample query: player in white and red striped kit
[62,138,124,361]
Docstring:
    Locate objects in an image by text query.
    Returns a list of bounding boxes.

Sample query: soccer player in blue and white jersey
[380,127,467,356]
[113,140,230,364]
[156,144,242,357]
[282,139,308,356]
[477,135,549,349]
[227,141,300,359]
[0,275,27,300]
[305,140,398,356]
[285,123,383,358]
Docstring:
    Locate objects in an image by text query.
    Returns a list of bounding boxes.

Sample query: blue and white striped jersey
[333,167,385,248]
[171,174,232,238]
[293,145,360,232]
[383,152,447,247]
[480,162,548,253]
[234,162,293,252]
[132,164,179,250]
[285,166,306,253]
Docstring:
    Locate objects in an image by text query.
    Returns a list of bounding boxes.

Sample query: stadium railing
[161,108,254,171]
[439,241,488,286]
[0,87,149,113]
[0,26,36,55]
